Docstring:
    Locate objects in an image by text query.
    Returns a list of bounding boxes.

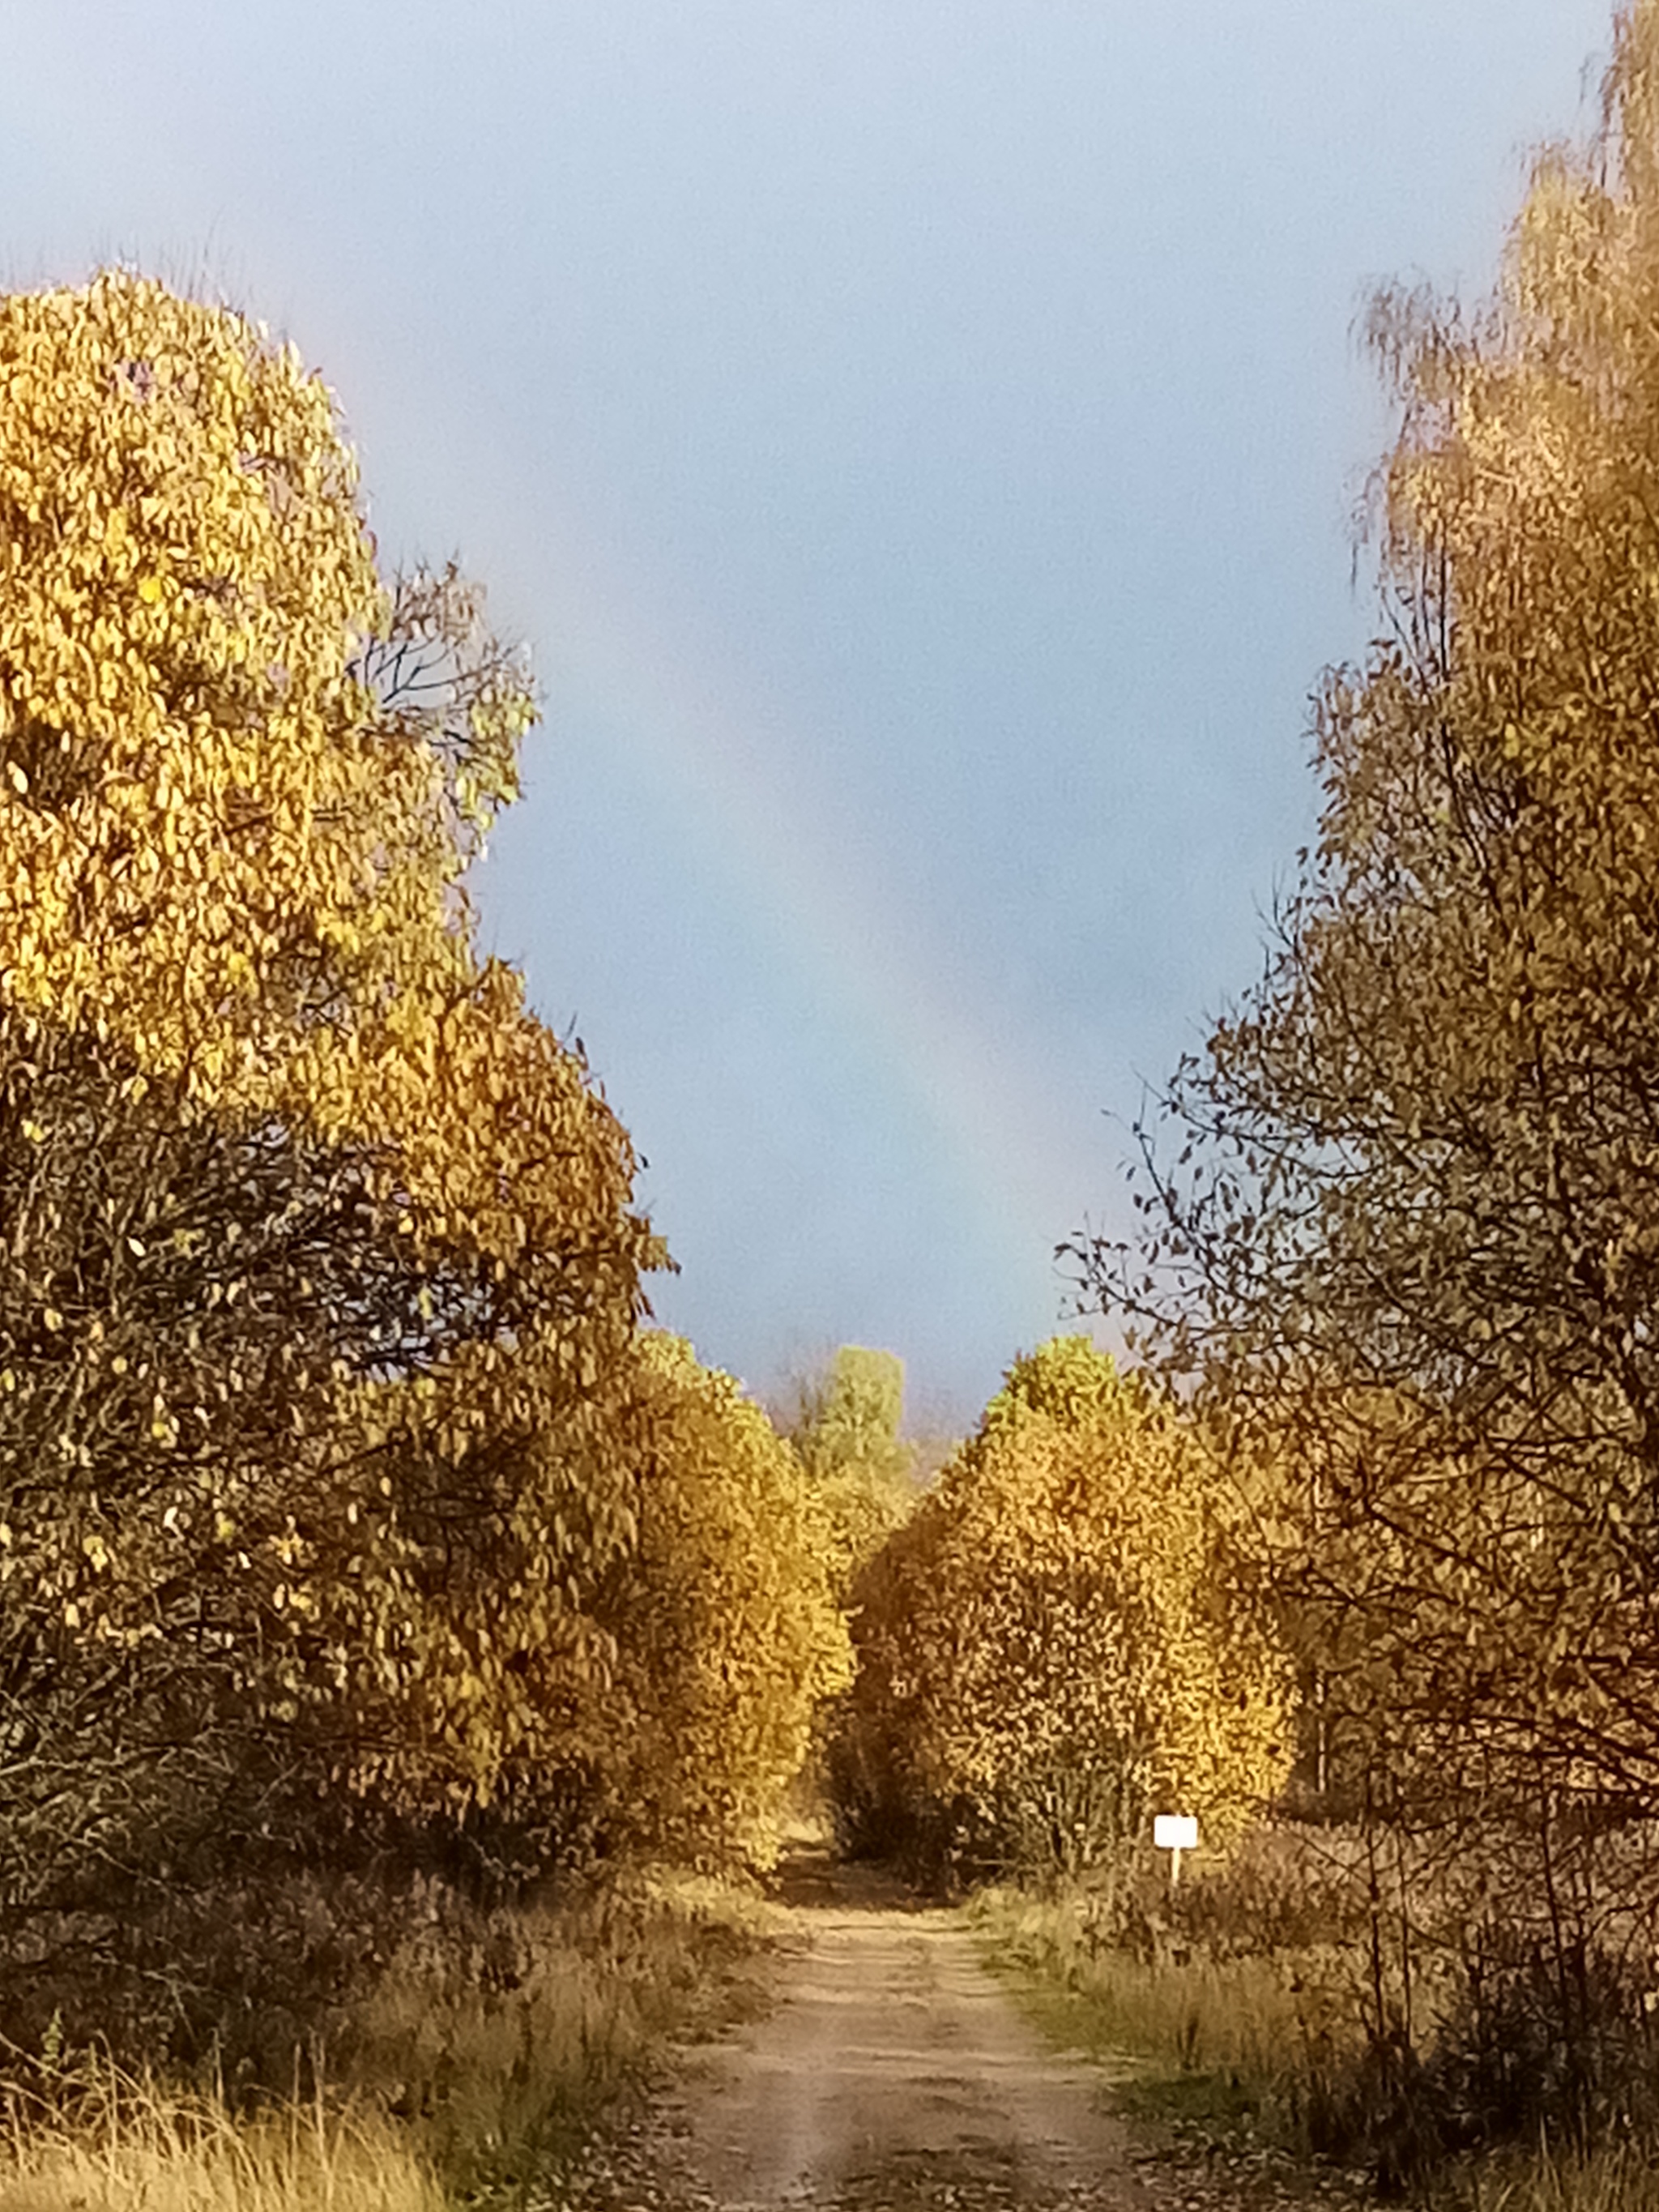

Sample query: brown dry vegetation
[976,1806,1659,2207]
[0,1872,771,2211]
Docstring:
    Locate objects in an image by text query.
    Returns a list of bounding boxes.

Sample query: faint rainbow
[352,365,1123,1348]
[522,533,1125,1334]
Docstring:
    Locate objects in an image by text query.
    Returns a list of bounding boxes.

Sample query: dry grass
[976,1879,1659,2212]
[0,2056,441,2212]
[342,1868,777,2189]
[0,1868,774,2212]
[1452,2142,1659,2212]
[972,1882,1363,2107]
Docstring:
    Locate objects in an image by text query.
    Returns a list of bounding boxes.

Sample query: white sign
[1153,1815,1198,1851]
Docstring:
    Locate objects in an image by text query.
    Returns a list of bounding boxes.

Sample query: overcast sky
[0,2,1618,1428]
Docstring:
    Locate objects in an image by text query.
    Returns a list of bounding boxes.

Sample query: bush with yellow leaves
[835,1337,1294,1880]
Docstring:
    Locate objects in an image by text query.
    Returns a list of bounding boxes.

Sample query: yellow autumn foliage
[589,1334,853,1868]
[1073,1,1659,1829]
[354,1334,852,1863]
[0,271,656,1887]
[838,1338,1294,1877]
[0,271,640,1276]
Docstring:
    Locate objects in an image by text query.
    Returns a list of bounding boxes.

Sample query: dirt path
[629,1856,1154,2211]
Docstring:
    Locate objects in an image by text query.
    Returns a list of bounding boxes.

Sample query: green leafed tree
[786,1344,919,1598]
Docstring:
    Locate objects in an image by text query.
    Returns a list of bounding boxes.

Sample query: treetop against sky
[0,0,1618,1419]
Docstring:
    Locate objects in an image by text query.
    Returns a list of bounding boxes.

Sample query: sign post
[1152,1813,1198,1892]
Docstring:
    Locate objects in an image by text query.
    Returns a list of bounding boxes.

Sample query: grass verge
[1445,2144,1659,2212]
[971,1885,1659,2212]
[0,1868,775,2212]
[346,1867,778,2200]
[970,1884,1350,2142]
[0,2057,442,2212]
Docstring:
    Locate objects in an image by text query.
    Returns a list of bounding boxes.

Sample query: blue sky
[0,2,1617,1427]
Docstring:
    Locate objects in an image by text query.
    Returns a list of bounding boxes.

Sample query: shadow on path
[763,1843,928,1916]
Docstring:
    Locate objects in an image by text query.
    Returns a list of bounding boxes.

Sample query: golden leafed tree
[1073,2,1659,1830]
[0,271,657,1902]
[838,1338,1293,1878]
[585,1334,852,1868]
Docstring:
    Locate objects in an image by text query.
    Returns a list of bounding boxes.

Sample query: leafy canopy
[838,1337,1294,1877]
[0,271,658,1895]
[595,1335,854,1867]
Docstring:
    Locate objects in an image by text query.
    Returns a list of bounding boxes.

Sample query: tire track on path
[640,1855,1152,2211]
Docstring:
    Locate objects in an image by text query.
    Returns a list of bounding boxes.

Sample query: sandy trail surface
[638,1857,1153,2212]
